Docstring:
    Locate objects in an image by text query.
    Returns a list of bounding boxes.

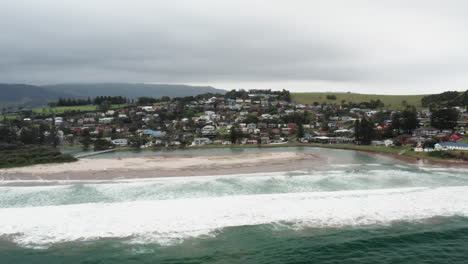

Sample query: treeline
[137,96,171,105]
[136,92,224,105]
[421,90,468,108]
[312,99,384,109]
[50,96,129,107]
[225,89,291,102]
[346,100,384,109]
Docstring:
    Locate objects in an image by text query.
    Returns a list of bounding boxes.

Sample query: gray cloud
[1,0,468,94]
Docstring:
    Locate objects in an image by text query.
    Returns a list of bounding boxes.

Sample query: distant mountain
[0,84,73,108]
[43,83,226,99]
[0,83,226,109]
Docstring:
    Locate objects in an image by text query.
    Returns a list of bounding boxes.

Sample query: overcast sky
[1,0,468,94]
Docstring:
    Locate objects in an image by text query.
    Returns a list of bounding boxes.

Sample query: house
[371,140,386,146]
[55,117,63,125]
[247,123,257,129]
[141,129,166,138]
[281,128,293,135]
[384,139,394,147]
[258,123,268,129]
[202,125,217,136]
[246,139,258,144]
[334,129,352,134]
[111,138,128,146]
[260,137,271,144]
[434,142,468,151]
[169,141,181,146]
[192,137,211,146]
[141,106,154,112]
[414,144,424,152]
[413,128,438,137]
[99,117,113,124]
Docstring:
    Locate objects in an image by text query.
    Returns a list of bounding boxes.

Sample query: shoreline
[86,143,468,168]
[1,145,466,181]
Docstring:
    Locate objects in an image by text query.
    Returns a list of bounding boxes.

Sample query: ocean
[1,148,468,263]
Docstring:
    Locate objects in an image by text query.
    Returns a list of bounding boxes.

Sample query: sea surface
[1,147,468,263]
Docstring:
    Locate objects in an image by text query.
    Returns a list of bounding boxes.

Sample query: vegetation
[391,108,419,134]
[428,150,468,161]
[93,139,115,151]
[0,145,77,168]
[49,96,129,107]
[292,93,426,110]
[354,118,375,145]
[431,108,460,130]
[225,89,291,102]
[31,104,129,114]
[421,90,468,108]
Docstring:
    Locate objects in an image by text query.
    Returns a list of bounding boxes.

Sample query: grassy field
[32,104,130,114]
[291,92,426,110]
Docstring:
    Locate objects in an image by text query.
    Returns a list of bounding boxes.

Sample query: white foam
[1,186,468,247]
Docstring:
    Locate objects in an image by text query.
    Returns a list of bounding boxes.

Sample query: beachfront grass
[0,145,77,169]
[291,92,426,110]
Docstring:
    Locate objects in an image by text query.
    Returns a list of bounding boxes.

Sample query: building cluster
[4,91,468,152]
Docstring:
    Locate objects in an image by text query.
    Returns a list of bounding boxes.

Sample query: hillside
[0,83,226,110]
[291,92,426,110]
[43,83,226,99]
[0,84,72,108]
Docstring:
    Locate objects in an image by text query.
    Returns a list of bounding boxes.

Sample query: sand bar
[0,152,323,181]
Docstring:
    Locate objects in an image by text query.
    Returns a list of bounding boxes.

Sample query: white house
[384,139,394,147]
[141,106,154,112]
[192,138,212,146]
[435,142,468,151]
[111,138,128,146]
[99,117,113,124]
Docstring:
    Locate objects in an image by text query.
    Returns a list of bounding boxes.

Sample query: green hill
[291,92,427,110]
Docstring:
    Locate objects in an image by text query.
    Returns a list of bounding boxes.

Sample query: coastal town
[1,89,468,166]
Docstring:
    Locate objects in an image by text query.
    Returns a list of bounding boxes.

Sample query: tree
[80,129,92,150]
[244,114,259,124]
[400,108,419,133]
[93,139,114,151]
[321,122,329,131]
[431,108,460,130]
[229,125,240,144]
[128,136,149,148]
[355,118,375,145]
[48,117,59,148]
[99,100,112,112]
[296,123,304,138]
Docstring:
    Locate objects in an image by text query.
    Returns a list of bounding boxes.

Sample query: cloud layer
[1,0,468,94]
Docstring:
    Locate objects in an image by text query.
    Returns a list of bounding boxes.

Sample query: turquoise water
[1,148,468,263]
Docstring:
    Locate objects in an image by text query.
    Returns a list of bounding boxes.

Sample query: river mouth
[1,147,468,263]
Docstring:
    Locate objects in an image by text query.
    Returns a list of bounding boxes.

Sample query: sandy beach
[0,152,324,180]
